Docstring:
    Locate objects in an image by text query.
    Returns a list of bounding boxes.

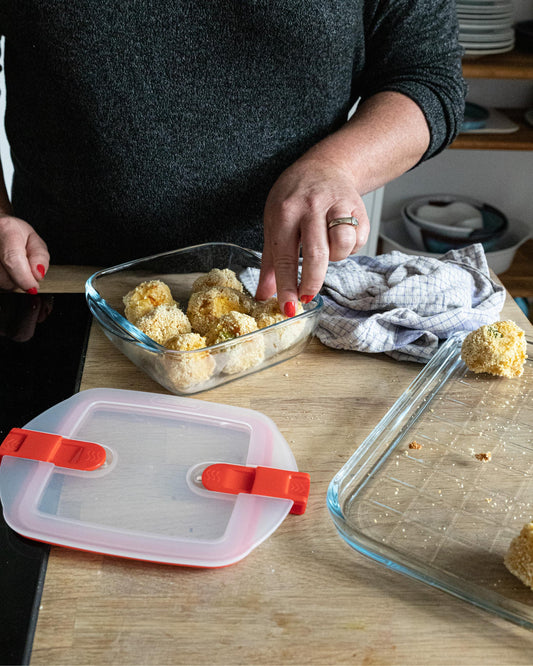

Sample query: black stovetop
[0,293,91,666]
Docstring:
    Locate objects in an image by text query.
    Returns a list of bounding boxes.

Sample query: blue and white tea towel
[316,244,506,363]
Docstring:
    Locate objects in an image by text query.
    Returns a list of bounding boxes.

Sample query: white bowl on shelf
[401,194,508,252]
[379,217,531,275]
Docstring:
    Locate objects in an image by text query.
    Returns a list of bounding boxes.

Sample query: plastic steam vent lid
[0,388,310,567]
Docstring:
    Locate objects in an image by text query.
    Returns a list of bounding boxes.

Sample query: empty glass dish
[328,333,533,629]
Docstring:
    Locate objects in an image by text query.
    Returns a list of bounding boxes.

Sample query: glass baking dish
[85,243,322,394]
[328,333,533,630]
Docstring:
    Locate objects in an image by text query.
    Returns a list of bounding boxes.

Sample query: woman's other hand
[0,214,49,292]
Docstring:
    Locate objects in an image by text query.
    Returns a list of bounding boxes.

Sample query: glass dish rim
[327,332,533,631]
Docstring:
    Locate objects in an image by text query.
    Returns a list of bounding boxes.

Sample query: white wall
[0,38,13,193]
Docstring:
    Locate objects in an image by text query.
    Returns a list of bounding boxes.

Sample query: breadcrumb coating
[205,311,265,374]
[252,297,303,328]
[164,333,215,389]
[123,279,176,323]
[461,320,527,378]
[186,286,253,336]
[205,310,258,346]
[165,332,208,351]
[191,268,244,294]
[504,522,533,590]
[136,304,191,345]
[253,297,306,352]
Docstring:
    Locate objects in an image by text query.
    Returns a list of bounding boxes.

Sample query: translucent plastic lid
[0,389,307,567]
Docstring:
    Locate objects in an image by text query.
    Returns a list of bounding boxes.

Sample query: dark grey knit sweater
[0,1,465,265]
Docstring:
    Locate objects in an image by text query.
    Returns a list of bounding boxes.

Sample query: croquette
[504,522,533,590]
[461,320,527,378]
[191,268,244,294]
[253,297,303,328]
[164,332,215,389]
[123,279,176,323]
[205,311,265,374]
[136,304,191,345]
[205,310,258,345]
[122,269,310,388]
[166,332,208,352]
[253,297,306,352]
[186,286,254,336]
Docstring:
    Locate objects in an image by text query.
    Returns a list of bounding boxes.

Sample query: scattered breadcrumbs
[474,452,492,462]
[409,441,423,450]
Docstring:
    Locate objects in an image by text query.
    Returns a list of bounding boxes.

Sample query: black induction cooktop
[0,292,91,666]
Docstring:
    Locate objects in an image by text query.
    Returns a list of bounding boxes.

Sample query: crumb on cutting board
[474,452,492,462]
[409,441,422,450]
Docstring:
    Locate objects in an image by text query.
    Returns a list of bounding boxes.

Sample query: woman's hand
[255,91,431,315]
[255,153,369,315]
[0,214,49,292]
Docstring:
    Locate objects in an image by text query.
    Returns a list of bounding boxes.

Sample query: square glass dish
[85,243,322,394]
[327,333,533,630]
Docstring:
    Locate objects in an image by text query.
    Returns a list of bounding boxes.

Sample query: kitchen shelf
[450,108,533,150]
[458,48,533,296]
[454,49,533,150]
[462,49,533,79]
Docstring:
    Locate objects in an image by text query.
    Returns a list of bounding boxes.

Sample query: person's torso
[1,1,365,262]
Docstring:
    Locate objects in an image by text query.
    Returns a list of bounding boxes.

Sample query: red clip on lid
[0,428,107,471]
[202,463,310,515]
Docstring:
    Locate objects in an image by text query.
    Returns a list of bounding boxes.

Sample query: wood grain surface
[27,266,533,665]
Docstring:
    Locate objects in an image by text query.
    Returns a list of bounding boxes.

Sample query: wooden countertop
[28,266,533,665]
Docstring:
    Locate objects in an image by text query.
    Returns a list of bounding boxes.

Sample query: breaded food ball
[136,304,191,345]
[123,279,176,323]
[253,297,306,352]
[252,297,303,328]
[205,311,265,375]
[191,268,244,294]
[461,320,527,378]
[205,310,258,345]
[504,522,533,590]
[166,332,208,352]
[186,286,253,336]
[164,332,215,390]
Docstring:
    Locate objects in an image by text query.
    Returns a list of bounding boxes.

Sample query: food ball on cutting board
[461,320,527,378]
[505,522,533,590]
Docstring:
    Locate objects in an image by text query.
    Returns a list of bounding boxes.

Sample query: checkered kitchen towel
[316,243,506,363]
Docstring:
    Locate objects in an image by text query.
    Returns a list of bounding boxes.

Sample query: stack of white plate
[457,0,515,56]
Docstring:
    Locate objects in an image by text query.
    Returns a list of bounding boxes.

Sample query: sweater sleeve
[357,0,467,161]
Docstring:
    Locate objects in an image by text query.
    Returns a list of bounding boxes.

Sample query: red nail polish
[37,264,46,278]
[300,295,314,304]
[284,301,296,318]
[27,287,38,295]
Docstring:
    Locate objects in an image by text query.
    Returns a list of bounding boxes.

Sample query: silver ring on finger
[327,216,359,230]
